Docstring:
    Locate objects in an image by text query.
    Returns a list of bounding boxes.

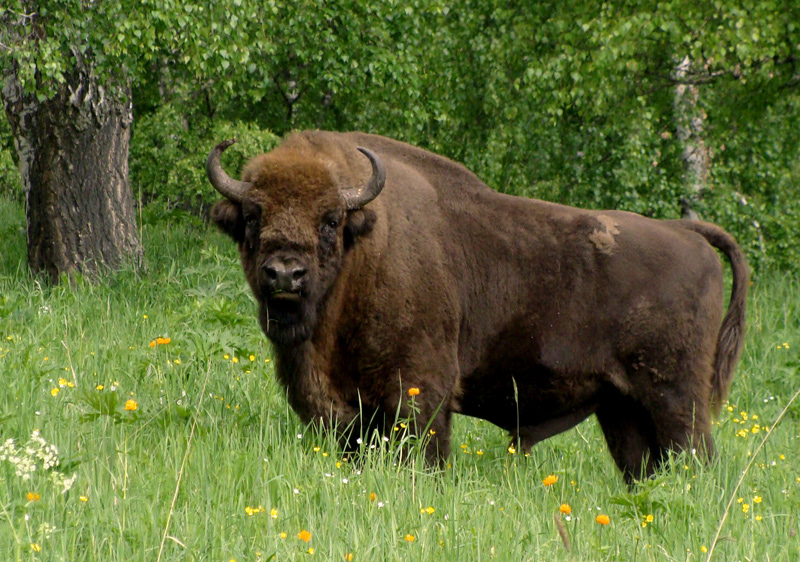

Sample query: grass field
[1,195,798,561]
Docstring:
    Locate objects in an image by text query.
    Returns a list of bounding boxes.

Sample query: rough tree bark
[2,64,143,283]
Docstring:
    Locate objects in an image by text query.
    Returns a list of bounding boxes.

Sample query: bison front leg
[419,407,452,467]
[384,384,454,468]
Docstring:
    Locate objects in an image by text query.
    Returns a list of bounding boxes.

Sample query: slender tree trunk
[674,55,710,218]
[2,64,143,283]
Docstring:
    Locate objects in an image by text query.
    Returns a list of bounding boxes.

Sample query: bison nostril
[262,260,306,293]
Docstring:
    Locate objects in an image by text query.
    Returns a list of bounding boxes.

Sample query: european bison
[207,131,747,483]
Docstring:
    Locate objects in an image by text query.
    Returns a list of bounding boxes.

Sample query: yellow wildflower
[596,514,610,525]
[270,508,278,519]
[404,534,415,542]
[408,387,420,397]
[558,504,571,515]
[27,492,40,502]
[298,530,312,542]
[124,399,138,411]
[542,474,558,486]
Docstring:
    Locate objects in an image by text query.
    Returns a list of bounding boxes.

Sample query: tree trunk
[2,65,143,283]
[674,55,710,218]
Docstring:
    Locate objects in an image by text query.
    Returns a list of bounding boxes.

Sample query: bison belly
[457,362,603,448]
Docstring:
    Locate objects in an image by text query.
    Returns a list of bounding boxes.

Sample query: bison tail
[674,220,749,416]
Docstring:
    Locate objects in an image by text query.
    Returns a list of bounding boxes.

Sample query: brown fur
[210,131,748,483]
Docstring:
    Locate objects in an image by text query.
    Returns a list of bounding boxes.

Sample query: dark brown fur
[210,131,748,483]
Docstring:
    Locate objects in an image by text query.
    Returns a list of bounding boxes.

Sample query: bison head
[206,139,385,346]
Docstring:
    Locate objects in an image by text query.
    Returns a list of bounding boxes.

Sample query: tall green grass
[1,196,798,561]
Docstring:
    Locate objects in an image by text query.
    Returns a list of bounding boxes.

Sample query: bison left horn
[206,139,253,203]
[341,147,386,210]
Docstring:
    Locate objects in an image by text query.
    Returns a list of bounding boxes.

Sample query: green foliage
[3,1,800,274]
[129,104,280,215]
[0,115,21,203]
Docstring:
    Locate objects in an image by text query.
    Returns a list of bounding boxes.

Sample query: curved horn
[342,147,386,210]
[206,139,252,203]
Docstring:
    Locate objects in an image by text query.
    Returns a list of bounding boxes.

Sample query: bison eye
[321,210,342,232]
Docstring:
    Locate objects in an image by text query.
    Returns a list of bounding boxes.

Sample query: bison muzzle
[207,131,748,484]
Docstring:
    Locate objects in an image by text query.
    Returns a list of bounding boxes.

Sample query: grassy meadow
[0,195,798,562]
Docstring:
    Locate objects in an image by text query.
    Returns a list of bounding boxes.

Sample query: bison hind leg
[596,392,661,485]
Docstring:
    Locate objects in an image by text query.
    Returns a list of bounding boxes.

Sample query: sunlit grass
[1,195,798,561]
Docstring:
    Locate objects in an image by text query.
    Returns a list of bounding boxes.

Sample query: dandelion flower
[298,530,312,542]
[596,514,610,525]
[403,534,415,542]
[408,387,420,397]
[558,504,571,515]
[124,399,138,411]
[542,475,558,486]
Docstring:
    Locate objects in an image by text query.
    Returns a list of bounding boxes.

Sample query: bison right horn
[206,139,253,203]
[341,147,386,210]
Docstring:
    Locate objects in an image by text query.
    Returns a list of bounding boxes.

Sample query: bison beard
[258,297,314,346]
[207,131,748,486]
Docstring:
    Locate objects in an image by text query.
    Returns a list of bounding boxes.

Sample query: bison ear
[211,200,244,242]
[344,208,377,249]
